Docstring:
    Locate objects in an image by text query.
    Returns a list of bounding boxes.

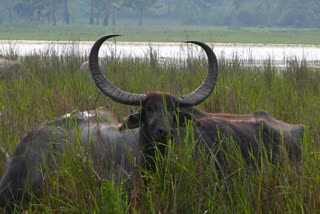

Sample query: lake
[1,40,320,67]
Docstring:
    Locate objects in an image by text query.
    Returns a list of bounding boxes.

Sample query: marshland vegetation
[0,46,319,213]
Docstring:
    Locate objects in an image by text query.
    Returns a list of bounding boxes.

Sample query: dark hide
[0,107,139,211]
[194,111,304,167]
[122,99,304,170]
[120,93,186,170]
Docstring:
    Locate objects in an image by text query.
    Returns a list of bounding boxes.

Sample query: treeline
[0,0,319,28]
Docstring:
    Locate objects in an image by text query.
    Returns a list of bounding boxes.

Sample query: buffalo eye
[145,105,153,113]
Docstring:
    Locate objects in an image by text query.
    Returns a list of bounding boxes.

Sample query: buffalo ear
[119,110,143,130]
[176,111,200,127]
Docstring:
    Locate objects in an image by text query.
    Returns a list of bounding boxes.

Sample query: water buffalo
[0,34,304,211]
[89,34,220,170]
[0,34,217,210]
[0,107,139,211]
[0,58,26,80]
[89,34,304,170]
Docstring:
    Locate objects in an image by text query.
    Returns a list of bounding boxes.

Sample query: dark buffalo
[89,34,219,170]
[0,58,26,80]
[0,36,217,209]
[0,34,304,211]
[0,107,139,211]
[89,34,304,170]
[180,109,304,168]
[0,34,218,210]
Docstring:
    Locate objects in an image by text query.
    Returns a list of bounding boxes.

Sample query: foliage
[0,0,319,28]
[0,44,319,212]
[122,0,157,25]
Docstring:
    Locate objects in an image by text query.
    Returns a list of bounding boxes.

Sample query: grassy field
[0,47,320,213]
[1,22,320,44]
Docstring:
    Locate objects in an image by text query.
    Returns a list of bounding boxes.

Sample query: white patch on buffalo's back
[63,113,71,118]
[81,111,96,119]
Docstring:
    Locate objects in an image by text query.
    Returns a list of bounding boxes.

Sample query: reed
[0,46,318,213]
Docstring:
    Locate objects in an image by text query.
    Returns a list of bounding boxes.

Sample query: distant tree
[0,0,15,20]
[1,0,320,28]
[109,0,125,26]
[89,0,107,25]
[89,0,114,26]
[124,0,157,26]
[9,0,41,19]
[169,0,217,25]
[103,0,111,26]
[48,0,58,25]
[6,0,67,25]
[274,0,318,27]
[89,0,97,24]
[167,0,172,15]
[63,0,70,24]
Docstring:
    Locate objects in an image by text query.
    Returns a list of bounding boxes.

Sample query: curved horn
[176,41,218,107]
[89,34,147,106]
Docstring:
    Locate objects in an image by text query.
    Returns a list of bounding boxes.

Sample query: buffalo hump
[0,58,26,80]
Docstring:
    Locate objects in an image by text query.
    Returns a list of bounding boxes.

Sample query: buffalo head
[89,34,218,144]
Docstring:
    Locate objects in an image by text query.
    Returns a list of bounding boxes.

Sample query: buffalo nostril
[158,127,168,136]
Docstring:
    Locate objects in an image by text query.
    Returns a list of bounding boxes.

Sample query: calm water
[1,40,320,67]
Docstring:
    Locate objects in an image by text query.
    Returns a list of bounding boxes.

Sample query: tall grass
[0,45,319,213]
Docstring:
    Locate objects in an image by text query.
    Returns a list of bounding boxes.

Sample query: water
[1,40,320,67]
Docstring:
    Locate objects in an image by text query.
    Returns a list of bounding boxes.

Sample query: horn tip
[101,34,121,39]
